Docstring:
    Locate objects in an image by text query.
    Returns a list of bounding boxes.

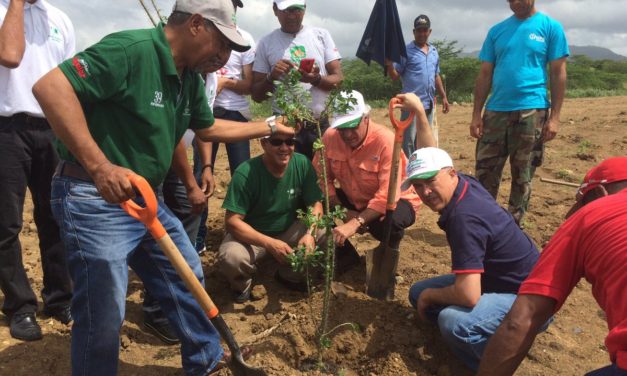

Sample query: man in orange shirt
[314,91,428,255]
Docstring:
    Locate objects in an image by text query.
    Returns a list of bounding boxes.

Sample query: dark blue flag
[356,0,407,74]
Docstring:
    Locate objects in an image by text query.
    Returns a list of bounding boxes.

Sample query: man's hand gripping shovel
[120,174,266,376]
[366,98,414,301]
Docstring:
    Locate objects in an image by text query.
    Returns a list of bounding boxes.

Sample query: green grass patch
[249,99,272,120]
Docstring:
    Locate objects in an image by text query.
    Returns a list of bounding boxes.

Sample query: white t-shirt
[253,25,341,118]
[0,0,75,117]
[214,27,255,117]
[205,72,218,109]
[183,72,218,147]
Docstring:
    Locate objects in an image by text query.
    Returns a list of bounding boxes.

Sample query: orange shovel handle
[120,174,220,320]
[389,97,414,143]
[119,174,166,239]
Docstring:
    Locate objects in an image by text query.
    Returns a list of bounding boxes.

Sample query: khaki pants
[218,221,326,293]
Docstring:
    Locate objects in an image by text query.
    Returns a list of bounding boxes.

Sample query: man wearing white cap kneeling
[404,146,545,371]
[313,91,422,272]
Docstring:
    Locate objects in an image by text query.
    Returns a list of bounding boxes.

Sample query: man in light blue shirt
[386,14,449,157]
[470,0,568,226]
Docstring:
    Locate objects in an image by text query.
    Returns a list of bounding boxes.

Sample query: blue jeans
[144,170,203,318]
[586,364,627,376]
[160,168,202,243]
[50,175,222,376]
[211,108,250,175]
[409,274,525,371]
[402,108,434,158]
[192,145,209,252]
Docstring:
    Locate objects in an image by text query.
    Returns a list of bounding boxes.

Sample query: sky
[55,0,627,58]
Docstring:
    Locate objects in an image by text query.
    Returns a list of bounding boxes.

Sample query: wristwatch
[356,215,366,227]
[265,115,277,136]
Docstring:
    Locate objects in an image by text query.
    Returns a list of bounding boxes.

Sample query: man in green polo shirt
[32,0,293,374]
[219,133,324,303]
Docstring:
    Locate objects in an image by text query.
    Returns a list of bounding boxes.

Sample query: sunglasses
[267,138,296,147]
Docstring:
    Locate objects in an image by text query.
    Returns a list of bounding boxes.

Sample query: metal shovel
[366,97,414,300]
[120,174,266,376]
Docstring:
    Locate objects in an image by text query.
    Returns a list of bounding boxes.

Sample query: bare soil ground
[1,96,626,375]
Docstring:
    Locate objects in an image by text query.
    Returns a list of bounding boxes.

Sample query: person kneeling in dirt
[478,157,627,376]
[312,91,422,272]
[404,146,544,371]
[218,133,325,303]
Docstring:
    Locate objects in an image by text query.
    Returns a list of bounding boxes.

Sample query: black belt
[54,161,93,182]
[0,113,49,126]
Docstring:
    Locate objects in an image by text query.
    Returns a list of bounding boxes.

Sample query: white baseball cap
[401,147,454,190]
[173,0,250,52]
[274,0,305,11]
[329,90,371,129]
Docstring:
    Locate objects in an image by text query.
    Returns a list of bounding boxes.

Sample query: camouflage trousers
[475,109,547,224]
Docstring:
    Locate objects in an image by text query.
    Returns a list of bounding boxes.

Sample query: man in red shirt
[477,157,627,376]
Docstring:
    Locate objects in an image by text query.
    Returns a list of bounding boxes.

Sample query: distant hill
[569,46,626,61]
[459,45,627,61]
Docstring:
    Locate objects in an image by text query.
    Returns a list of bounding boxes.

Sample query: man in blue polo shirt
[386,14,449,156]
[404,146,541,371]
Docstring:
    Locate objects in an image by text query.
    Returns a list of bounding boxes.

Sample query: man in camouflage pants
[474,110,547,223]
[470,0,568,225]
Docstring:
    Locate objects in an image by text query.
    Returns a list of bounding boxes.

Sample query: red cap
[578,157,627,197]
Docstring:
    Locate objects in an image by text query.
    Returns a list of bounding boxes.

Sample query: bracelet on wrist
[201,164,213,172]
[355,216,367,227]
[311,74,322,87]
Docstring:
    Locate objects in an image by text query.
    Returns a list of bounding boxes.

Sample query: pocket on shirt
[326,149,348,178]
[356,159,380,185]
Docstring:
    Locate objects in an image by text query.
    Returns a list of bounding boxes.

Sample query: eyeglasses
[267,138,296,147]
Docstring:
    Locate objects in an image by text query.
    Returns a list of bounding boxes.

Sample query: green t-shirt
[57,23,213,186]
[222,153,323,235]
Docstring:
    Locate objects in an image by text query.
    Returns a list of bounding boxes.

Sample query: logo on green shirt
[71,57,90,78]
[150,91,164,108]
[287,187,302,199]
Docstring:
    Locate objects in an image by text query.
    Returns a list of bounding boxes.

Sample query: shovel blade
[366,245,399,301]
[228,359,268,376]
[366,245,385,299]
[212,315,268,376]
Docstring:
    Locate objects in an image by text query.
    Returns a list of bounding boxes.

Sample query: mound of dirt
[1,96,625,375]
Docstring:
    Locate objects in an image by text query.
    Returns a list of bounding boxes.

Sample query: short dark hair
[581,180,627,206]
[606,180,627,194]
